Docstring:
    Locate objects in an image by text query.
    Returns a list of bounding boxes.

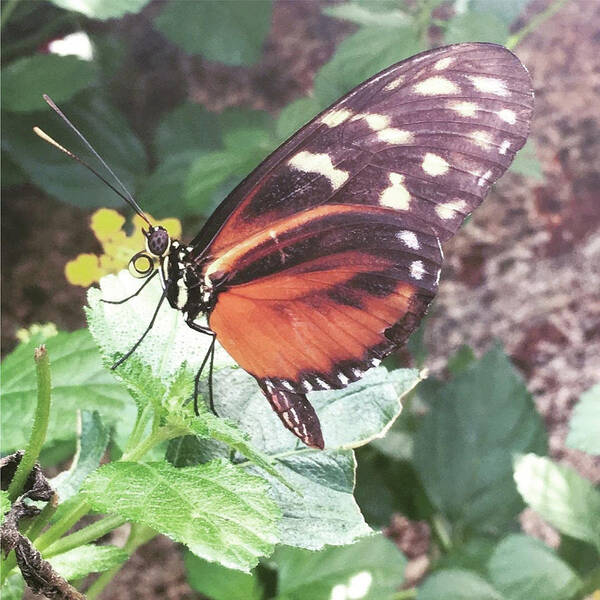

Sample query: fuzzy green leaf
[414,345,547,533]
[0,330,130,453]
[418,569,503,600]
[48,544,129,580]
[50,411,109,501]
[3,94,147,208]
[184,551,263,600]
[154,0,273,66]
[48,0,151,19]
[1,55,95,113]
[487,534,581,600]
[273,534,406,599]
[514,454,600,551]
[567,384,600,455]
[81,460,279,571]
[314,27,423,106]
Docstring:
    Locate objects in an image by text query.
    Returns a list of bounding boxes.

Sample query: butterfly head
[144,225,171,257]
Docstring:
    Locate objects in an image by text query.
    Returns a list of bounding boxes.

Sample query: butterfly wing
[191,42,533,448]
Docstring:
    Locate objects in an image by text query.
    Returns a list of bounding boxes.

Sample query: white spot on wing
[288,151,349,190]
[377,128,414,145]
[477,169,493,187]
[468,75,509,96]
[397,230,420,250]
[351,113,390,131]
[435,199,468,220]
[410,260,426,280]
[422,153,449,176]
[384,75,405,91]
[497,108,517,124]
[371,358,381,367]
[338,373,349,386]
[434,57,454,70]
[380,173,411,210]
[321,108,353,127]
[351,367,362,378]
[414,76,459,95]
[450,101,479,117]
[469,130,493,149]
[281,380,294,392]
[499,139,511,155]
[315,377,329,389]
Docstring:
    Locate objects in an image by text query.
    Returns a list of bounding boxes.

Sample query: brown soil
[6,0,599,598]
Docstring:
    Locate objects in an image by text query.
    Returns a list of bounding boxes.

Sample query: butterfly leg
[185,320,218,417]
[259,382,324,449]
[101,270,158,304]
[111,287,167,369]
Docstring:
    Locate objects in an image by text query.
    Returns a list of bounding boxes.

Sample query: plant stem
[8,346,52,503]
[34,498,91,552]
[506,0,570,49]
[23,493,59,541]
[121,428,174,462]
[43,515,127,558]
[85,525,157,600]
[392,589,418,600]
[430,513,452,554]
[0,0,20,30]
[124,405,153,456]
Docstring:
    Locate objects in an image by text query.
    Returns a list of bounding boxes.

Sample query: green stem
[506,0,570,49]
[43,514,127,558]
[23,493,59,541]
[124,405,153,455]
[430,513,452,554]
[0,0,21,30]
[392,589,418,600]
[34,498,90,552]
[85,525,157,600]
[8,346,52,503]
[121,427,175,462]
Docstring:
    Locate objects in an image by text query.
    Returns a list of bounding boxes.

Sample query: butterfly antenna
[36,94,152,227]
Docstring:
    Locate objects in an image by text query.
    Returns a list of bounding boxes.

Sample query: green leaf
[447,345,477,376]
[314,27,423,106]
[48,544,128,580]
[567,384,600,455]
[1,55,96,113]
[0,330,130,453]
[558,535,600,577]
[48,0,151,19]
[1,490,10,525]
[487,534,581,600]
[418,569,503,600]
[82,460,279,571]
[50,410,109,501]
[1,151,27,187]
[323,3,410,27]
[514,454,600,551]
[184,550,263,600]
[276,97,322,141]
[509,140,544,181]
[273,534,406,600]
[435,537,497,576]
[2,94,147,208]
[413,345,547,533]
[0,573,25,600]
[469,0,531,25]
[254,450,371,550]
[444,12,510,45]
[154,0,273,66]
[154,102,222,161]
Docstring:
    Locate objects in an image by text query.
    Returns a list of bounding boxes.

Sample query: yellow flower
[64,208,183,287]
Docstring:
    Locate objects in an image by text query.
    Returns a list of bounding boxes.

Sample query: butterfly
[37,42,533,449]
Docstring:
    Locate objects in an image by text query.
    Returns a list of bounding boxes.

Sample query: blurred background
[2,0,599,597]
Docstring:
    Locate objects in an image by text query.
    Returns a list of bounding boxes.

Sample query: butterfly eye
[128,252,155,278]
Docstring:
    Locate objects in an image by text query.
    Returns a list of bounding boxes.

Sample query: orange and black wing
[191,43,533,448]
